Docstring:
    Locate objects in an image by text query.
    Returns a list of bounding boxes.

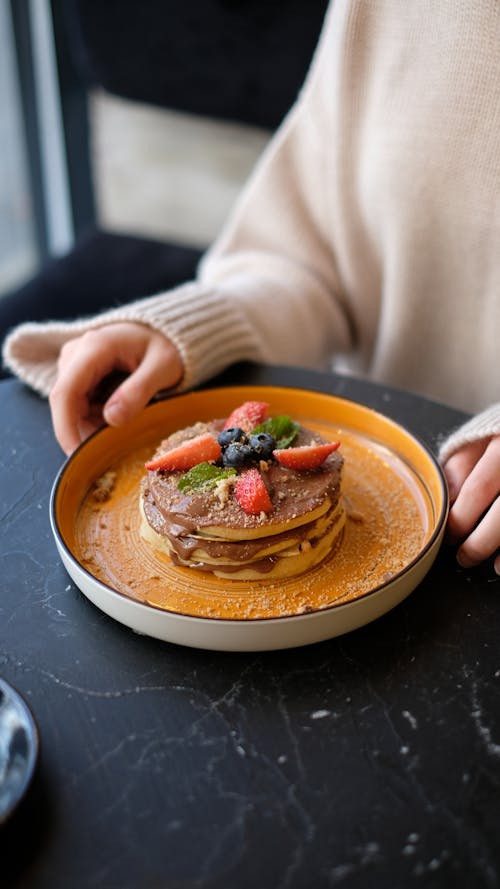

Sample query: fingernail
[78,419,100,440]
[104,401,125,426]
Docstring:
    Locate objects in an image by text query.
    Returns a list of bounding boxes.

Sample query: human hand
[49,322,183,454]
[442,436,500,574]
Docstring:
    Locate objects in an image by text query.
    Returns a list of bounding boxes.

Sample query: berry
[223,401,270,434]
[218,427,247,448]
[248,432,276,461]
[145,433,222,472]
[222,442,254,468]
[273,441,340,471]
[234,469,273,515]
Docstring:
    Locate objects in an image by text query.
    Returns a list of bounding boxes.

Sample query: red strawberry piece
[234,468,273,515]
[145,433,221,472]
[273,441,340,470]
[223,400,270,434]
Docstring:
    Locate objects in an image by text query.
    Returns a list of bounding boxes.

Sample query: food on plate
[91,470,117,502]
[140,400,345,580]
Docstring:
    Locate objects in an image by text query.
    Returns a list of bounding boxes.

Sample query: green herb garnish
[252,415,299,449]
[177,462,236,493]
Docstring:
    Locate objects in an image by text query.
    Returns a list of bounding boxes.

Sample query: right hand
[443,436,500,574]
[49,322,184,454]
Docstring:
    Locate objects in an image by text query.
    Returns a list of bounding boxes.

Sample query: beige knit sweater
[3,0,500,460]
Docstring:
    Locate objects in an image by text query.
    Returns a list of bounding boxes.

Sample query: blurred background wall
[0,0,328,340]
[0,0,271,300]
[0,0,39,295]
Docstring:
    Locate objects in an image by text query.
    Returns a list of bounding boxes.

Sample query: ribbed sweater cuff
[438,403,500,463]
[2,282,263,397]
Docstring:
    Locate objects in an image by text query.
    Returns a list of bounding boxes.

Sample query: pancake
[140,412,345,581]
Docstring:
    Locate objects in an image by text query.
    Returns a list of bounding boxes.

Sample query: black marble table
[1,363,500,889]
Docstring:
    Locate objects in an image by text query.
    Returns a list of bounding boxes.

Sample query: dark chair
[1,0,329,366]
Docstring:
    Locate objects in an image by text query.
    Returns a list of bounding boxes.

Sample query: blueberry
[218,427,248,449]
[222,442,254,468]
[248,432,276,461]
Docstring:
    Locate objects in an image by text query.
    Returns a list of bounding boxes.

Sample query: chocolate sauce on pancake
[140,419,344,579]
[144,422,341,529]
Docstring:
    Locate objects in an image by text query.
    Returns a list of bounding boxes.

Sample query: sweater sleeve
[2,2,352,399]
[1,283,266,398]
[438,403,500,464]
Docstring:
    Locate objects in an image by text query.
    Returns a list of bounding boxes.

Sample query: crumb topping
[92,470,117,502]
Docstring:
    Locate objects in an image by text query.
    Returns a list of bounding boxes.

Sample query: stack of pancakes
[140,420,345,581]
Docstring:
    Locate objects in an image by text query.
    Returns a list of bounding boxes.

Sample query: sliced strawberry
[234,468,273,515]
[273,441,340,470]
[145,433,221,472]
[223,400,270,434]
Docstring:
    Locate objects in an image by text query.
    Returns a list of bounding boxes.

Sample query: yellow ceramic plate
[50,386,448,650]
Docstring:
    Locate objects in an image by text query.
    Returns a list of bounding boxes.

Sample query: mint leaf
[178,462,236,492]
[252,415,299,449]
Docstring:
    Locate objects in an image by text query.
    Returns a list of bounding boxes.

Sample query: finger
[457,495,500,568]
[103,336,183,426]
[50,337,122,453]
[442,439,488,502]
[446,437,500,543]
[50,375,98,456]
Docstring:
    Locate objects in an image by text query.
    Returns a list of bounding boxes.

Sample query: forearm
[2,256,350,399]
[1,282,263,398]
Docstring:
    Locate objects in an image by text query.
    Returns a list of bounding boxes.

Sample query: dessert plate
[0,679,39,824]
[50,386,448,651]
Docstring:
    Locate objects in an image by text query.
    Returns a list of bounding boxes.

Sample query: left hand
[442,435,500,574]
[48,322,183,454]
